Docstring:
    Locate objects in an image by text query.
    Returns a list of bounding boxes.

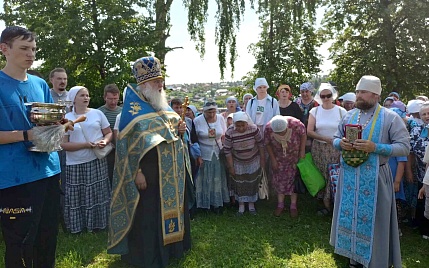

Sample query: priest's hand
[353,139,376,153]
[340,137,354,151]
[135,171,147,190]
[178,120,186,135]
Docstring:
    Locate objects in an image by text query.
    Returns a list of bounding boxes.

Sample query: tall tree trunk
[380,0,399,92]
[154,0,173,65]
[91,0,106,80]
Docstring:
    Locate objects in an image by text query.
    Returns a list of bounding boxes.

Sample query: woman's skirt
[65,158,111,233]
[311,140,340,200]
[196,154,230,209]
[231,168,260,203]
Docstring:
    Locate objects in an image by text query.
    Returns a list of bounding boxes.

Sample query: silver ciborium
[27,102,66,152]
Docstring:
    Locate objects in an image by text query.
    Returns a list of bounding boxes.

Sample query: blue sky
[0,1,333,84]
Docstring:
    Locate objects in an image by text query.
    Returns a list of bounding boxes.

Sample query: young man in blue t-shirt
[0,26,61,267]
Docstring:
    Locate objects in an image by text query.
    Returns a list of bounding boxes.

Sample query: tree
[322,0,429,99]
[247,0,321,96]
[184,0,247,80]
[1,0,155,105]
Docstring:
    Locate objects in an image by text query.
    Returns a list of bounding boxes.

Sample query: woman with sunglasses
[307,83,346,216]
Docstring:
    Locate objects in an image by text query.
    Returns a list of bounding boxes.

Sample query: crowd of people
[1,25,429,268]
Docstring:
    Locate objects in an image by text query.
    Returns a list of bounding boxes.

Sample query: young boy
[0,26,61,267]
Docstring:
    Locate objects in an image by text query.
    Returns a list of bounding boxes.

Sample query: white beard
[138,83,169,111]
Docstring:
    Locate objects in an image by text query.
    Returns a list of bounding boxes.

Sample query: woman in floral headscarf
[276,84,303,122]
[264,115,306,217]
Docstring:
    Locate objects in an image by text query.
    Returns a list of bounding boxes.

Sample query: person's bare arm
[299,132,307,159]
[307,114,332,143]
[96,127,113,148]
[61,135,94,151]
[0,130,27,144]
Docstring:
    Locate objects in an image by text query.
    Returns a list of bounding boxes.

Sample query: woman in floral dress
[265,115,306,217]
[410,102,429,238]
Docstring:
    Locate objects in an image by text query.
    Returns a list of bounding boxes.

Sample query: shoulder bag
[79,118,113,159]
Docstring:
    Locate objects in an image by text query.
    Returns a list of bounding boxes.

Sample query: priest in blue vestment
[108,56,192,267]
[330,75,410,268]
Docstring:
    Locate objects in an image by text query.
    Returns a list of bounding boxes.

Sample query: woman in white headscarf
[265,115,306,217]
[221,96,241,121]
[242,93,253,111]
[307,83,346,215]
[223,112,265,215]
[193,100,229,214]
[61,86,112,233]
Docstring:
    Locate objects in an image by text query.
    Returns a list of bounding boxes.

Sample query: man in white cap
[108,56,192,267]
[245,77,279,132]
[330,75,410,268]
[340,92,356,111]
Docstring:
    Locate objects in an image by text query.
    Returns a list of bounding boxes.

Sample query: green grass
[0,194,427,267]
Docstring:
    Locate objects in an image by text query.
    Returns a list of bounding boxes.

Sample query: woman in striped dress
[223,112,265,215]
[61,86,112,233]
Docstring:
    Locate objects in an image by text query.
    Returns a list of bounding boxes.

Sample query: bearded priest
[108,56,192,268]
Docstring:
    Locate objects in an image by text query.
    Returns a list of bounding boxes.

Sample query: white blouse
[193,114,226,161]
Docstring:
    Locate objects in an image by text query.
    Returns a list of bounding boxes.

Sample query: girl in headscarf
[242,93,253,111]
[61,86,112,233]
[223,112,265,215]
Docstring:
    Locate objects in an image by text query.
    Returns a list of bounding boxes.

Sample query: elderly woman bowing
[223,112,265,216]
[265,115,306,217]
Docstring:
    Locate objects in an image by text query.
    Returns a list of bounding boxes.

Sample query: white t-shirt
[254,98,266,126]
[309,105,347,142]
[65,109,110,165]
[114,113,121,131]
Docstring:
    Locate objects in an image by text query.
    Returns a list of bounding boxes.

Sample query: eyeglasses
[320,94,333,99]
[280,88,290,92]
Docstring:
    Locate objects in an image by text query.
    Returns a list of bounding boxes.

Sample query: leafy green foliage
[248,0,321,96]
[322,0,429,100]
[1,0,155,104]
